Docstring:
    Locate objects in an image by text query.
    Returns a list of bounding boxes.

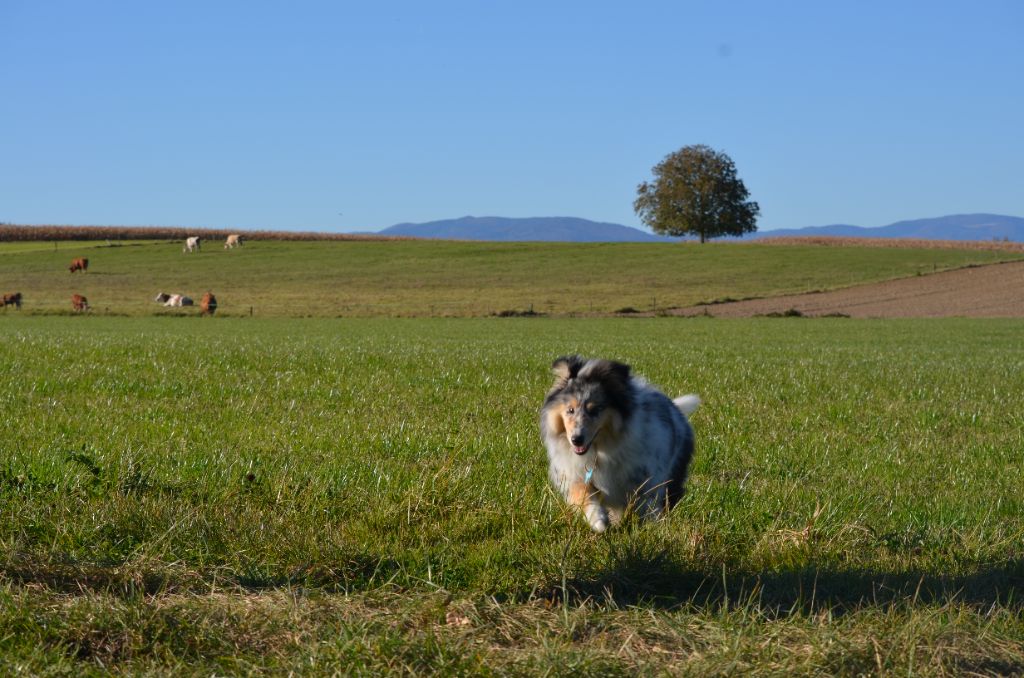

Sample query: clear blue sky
[2,1,1021,233]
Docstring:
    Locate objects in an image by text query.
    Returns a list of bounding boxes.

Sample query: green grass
[2,315,1022,674]
[0,240,159,254]
[1,239,1020,316]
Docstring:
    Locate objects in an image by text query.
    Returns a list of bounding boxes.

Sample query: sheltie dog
[540,355,700,533]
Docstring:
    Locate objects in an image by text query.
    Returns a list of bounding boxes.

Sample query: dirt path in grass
[673,260,1024,318]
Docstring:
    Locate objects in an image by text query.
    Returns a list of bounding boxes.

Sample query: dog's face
[544,356,633,455]
[550,391,618,455]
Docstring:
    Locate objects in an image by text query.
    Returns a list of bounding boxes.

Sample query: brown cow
[200,291,218,316]
[71,294,89,312]
[69,257,89,273]
[2,292,22,309]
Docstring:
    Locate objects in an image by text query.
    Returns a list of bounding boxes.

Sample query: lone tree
[634,144,759,243]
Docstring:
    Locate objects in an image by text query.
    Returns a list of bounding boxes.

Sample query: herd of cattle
[2,234,240,315]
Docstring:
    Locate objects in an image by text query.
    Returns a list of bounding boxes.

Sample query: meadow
[2,314,1023,675]
[2,238,1021,317]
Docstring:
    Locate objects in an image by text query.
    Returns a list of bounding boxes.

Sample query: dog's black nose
[570,434,585,446]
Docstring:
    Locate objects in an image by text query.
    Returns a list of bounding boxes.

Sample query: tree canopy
[634,145,759,243]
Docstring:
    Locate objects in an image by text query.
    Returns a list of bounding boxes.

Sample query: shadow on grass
[546,547,1024,614]
[5,547,1021,614]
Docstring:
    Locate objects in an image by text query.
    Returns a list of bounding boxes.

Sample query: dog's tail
[673,394,701,416]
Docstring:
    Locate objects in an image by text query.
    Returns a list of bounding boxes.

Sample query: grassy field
[2,315,1022,675]
[2,238,1021,317]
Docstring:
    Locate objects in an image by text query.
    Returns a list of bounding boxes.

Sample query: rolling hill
[2,238,1019,317]
[752,213,1024,241]
[375,213,1024,242]
[377,216,672,242]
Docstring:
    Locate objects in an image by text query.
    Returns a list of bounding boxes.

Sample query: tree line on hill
[0,224,402,242]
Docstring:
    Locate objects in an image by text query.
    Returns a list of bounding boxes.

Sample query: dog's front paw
[585,504,609,533]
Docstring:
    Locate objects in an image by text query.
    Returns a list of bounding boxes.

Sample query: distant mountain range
[376,213,1024,243]
[750,214,1024,241]
[377,216,672,242]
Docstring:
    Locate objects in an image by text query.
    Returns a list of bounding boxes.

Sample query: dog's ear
[608,360,631,385]
[583,359,635,418]
[584,359,631,388]
[551,355,585,383]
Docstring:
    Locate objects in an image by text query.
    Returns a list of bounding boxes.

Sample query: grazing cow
[71,294,89,312]
[69,257,89,273]
[155,292,194,307]
[200,291,217,316]
[2,292,23,309]
[224,234,243,249]
[183,236,201,253]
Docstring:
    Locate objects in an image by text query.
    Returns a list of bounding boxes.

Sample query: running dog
[540,355,700,533]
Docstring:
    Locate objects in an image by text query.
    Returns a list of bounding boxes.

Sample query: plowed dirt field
[676,260,1024,318]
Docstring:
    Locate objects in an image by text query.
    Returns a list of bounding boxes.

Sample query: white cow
[224,234,243,249]
[183,236,201,253]
[155,292,194,307]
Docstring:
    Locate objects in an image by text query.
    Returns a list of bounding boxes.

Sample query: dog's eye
[566,406,575,415]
